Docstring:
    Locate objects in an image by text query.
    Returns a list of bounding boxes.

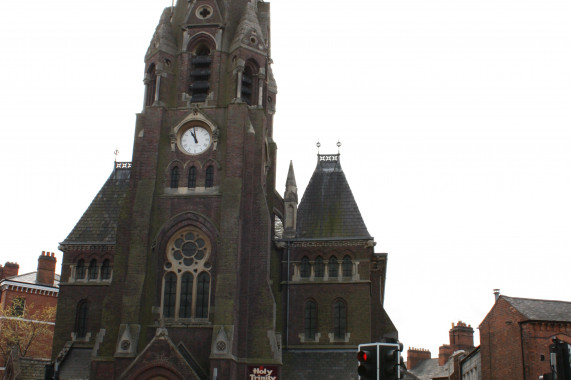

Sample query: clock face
[180,126,211,155]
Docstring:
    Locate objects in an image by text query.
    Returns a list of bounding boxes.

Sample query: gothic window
[189,45,211,103]
[300,256,310,278]
[342,255,352,277]
[101,259,111,280]
[76,259,86,280]
[205,165,214,188]
[88,259,98,280]
[171,166,180,188]
[328,256,338,278]
[188,166,197,188]
[304,300,317,340]
[145,63,156,107]
[75,300,89,338]
[241,64,254,105]
[333,300,347,339]
[163,272,177,318]
[314,256,324,278]
[162,227,212,320]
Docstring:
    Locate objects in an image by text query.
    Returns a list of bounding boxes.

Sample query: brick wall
[282,350,356,380]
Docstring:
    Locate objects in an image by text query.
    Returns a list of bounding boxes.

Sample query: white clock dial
[180,126,211,155]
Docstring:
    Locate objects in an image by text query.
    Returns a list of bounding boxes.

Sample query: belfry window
[205,165,214,188]
[145,63,156,107]
[76,259,86,279]
[101,259,111,280]
[305,300,317,340]
[189,46,211,103]
[188,166,197,188]
[88,259,98,280]
[162,227,212,320]
[171,166,180,188]
[333,300,347,339]
[241,65,254,105]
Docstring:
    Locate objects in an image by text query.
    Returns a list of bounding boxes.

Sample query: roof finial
[316,140,321,154]
[337,140,342,153]
[114,149,119,163]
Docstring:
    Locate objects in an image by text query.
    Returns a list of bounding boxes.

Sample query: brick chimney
[0,262,19,280]
[449,321,474,352]
[407,347,431,370]
[438,344,452,366]
[36,251,56,285]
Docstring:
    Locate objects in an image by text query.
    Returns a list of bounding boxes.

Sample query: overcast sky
[1,0,571,357]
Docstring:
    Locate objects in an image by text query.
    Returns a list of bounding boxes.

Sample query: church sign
[247,366,279,380]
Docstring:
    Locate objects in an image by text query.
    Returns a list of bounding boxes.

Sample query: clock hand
[190,128,198,143]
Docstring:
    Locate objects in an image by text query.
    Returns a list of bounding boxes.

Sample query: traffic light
[379,343,403,380]
[357,344,378,380]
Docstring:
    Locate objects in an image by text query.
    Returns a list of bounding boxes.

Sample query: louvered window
[241,65,254,105]
[189,47,211,103]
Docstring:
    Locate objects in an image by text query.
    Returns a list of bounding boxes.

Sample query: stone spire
[283,161,298,238]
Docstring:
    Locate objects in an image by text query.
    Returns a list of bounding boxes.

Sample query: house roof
[295,154,370,239]
[502,295,571,322]
[62,166,130,246]
[407,358,449,380]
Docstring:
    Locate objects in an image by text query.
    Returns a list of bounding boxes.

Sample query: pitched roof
[3,271,61,288]
[407,358,449,380]
[62,166,130,245]
[502,295,571,322]
[296,154,370,239]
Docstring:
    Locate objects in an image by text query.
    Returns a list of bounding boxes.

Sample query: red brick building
[479,293,571,380]
[0,252,59,378]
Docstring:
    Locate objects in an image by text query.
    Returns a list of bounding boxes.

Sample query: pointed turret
[296,154,371,239]
[284,161,298,238]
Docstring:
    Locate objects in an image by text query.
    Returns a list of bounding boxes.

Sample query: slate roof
[407,358,449,380]
[3,271,60,288]
[502,295,571,322]
[296,154,370,239]
[62,167,130,245]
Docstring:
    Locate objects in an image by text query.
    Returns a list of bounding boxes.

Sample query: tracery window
[342,255,352,277]
[162,227,212,320]
[328,256,339,278]
[305,300,317,340]
[300,256,310,278]
[333,300,347,339]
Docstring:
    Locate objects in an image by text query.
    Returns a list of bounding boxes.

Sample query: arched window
[188,166,197,188]
[205,165,214,188]
[314,256,324,278]
[196,272,210,318]
[163,272,177,318]
[171,166,180,188]
[333,300,347,339]
[75,300,89,338]
[179,273,193,318]
[88,259,98,280]
[189,45,211,103]
[76,259,86,280]
[162,227,212,320]
[342,255,352,277]
[101,259,111,280]
[328,256,338,278]
[304,300,317,340]
[145,63,156,107]
[241,65,254,105]
[300,256,310,278]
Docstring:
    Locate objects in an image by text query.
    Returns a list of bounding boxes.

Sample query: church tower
[52,1,283,378]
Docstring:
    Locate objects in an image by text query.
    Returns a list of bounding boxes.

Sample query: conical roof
[296,154,370,239]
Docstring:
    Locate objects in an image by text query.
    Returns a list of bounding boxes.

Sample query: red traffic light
[357,351,369,362]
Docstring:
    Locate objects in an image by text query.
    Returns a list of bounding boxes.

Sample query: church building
[51,1,396,379]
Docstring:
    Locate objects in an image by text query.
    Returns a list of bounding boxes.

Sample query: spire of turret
[230,1,268,54]
[146,7,177,59]
[283,161,298,238]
